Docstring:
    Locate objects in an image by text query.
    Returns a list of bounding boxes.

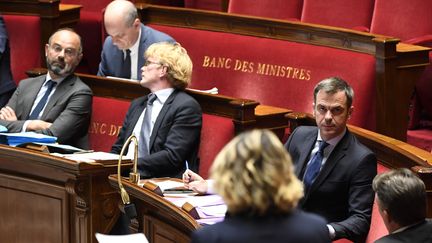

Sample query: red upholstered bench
[138,4,430,143]
[88,97,130,152]
[149,24,376,132]
[301,0,374,31]
[4,15,41,84]
[199,113,234,178]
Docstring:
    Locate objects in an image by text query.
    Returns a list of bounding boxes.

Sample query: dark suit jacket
[111,90,202,178]
[284,126,377,242]
[0,74,93,149]
[375,219,432,243]
[0,16,16,106]
[97,24,174,80]
[191,210,331,243]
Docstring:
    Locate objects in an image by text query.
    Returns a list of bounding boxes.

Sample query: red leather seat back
[199,114,235,178]
[370,0,432,41]
[88,97,130,152]
[228,0,303,20]
[151,24,376,131]
[3,15,41,84]
[301,0,375,30]
[61,0,113,74]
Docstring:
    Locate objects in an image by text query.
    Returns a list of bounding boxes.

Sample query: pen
[185,160,189,170]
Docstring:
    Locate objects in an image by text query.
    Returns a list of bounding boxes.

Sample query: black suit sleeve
[329,152,377,242]
[138,98,202,178]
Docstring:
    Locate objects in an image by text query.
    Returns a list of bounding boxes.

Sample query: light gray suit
[0,74,93,149]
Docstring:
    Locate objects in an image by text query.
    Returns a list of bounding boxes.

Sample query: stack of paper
[95,233,148,243]
[0,132,57,146]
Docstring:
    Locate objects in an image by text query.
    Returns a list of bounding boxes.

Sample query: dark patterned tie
[28,80,57,120]
[303,140,329,189]
[121,49,131,79]
[138,93,157,158]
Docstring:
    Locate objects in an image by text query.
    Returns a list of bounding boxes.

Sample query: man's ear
[45,44,49,57]
[348,106,354,118]
[312,102,316,116]
[159,66,168,78]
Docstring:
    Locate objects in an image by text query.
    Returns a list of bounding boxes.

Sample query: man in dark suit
[98,0,174,80]
[284,77,377,242]
[0,28,92,148]
[111,42,202,179]
[373,168,432,243]
[0,16,16,108]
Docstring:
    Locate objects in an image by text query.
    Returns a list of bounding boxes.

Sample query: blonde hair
[210,129,304,216]
[145,42,193,90]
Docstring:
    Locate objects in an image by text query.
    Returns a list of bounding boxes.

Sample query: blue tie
[28,80,56,120]
[303,140,329,189]
[121,49,131,79]
[138,93,157,158]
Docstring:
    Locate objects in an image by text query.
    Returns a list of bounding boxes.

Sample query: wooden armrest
[286,112,316,131]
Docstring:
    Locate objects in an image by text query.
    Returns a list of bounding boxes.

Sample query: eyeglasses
[49,44,80,58]
[143,60,163,67]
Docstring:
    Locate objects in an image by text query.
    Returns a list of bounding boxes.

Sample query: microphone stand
[117,135,139,219]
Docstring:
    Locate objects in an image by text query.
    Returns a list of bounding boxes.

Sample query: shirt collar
[46,72,65,84]
[153,88,174,104]
[317,127,346,146]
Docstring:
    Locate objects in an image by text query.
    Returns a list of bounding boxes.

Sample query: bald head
[104,0,140,50]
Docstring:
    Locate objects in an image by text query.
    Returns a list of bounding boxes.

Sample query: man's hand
[182,169,208,194]
[0,106,17,121]
[27,120,52,131]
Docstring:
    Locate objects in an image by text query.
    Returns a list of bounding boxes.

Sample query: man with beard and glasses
[0,28,92,149]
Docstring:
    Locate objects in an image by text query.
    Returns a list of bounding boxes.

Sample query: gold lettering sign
[88,122,122,137]
[202,55,312,81]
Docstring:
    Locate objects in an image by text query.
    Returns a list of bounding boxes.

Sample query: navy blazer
[97,24,174,80]
[375,219,432,243]
[111,90,202,178]
[191,210,331,243]
[285,126,377,242]
[0,16,16,106]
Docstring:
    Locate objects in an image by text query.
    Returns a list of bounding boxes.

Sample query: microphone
[117,134,139,219]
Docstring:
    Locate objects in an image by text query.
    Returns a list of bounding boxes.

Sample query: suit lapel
[308,130,351,193]
[127,97,146,138]
[295,130,318,177]
[148,90,177,150]
[22,75,46,119]
[41,75,74,118]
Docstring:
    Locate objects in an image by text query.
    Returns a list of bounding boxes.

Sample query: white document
[95,233,148,243]
[52,152,124,162]
[187,87,219,94]
[147,179,184,191]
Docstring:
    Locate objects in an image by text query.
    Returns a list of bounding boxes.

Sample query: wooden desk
[108,175,199,243]
[0,145,132,243]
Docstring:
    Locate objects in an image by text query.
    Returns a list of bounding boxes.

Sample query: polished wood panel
[26,69,291,138]
[0,145,132,243]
